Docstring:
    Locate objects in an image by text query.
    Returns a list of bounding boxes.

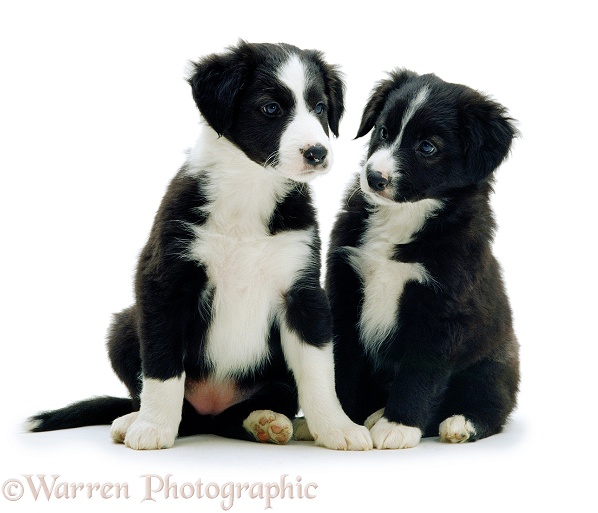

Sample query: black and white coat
[327,69,520,449]
[30,41,372,451]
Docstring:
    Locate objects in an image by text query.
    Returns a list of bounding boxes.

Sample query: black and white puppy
[327,69,520,449]
[29,41,372,451]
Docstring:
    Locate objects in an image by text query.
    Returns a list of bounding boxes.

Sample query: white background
[1,1,596,511]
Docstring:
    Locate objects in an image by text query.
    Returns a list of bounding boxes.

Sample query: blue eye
[314,102,326,115]
[418,140,436,155]
[262,102,281,116]
[378,126,388,140]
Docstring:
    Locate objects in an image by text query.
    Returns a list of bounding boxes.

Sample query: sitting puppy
[29,41,372,451]
[326,69,520,449]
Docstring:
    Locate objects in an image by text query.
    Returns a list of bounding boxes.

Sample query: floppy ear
[459,90,518,182]
[187,42,250,136]
[355,68,418,139]
[304,50,345,137]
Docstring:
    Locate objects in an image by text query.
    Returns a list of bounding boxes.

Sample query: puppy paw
[110,411,139,443]
[439,415,476,443]
[311,421,373,451]
[121,417,177,450]
[369,417,421,449]
[292,417,314,441]
[243,410,293,444]
[364,408,385,430]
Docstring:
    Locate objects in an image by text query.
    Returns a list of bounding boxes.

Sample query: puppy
[326,69,520,449]
[29,41,372,451]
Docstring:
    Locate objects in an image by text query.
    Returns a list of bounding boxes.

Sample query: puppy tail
[27,396,135,432]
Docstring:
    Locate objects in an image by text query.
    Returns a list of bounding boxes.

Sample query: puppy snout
[366,167,389,191]
[302,144,327,166]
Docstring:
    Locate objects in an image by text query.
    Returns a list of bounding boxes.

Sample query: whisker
[264,151,279,168]
[345,183,361,207]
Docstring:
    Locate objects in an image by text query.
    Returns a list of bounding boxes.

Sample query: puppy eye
[314,102,326,115]
[261,102,282,117]
[378,126,388,140]
[418,140,436,155]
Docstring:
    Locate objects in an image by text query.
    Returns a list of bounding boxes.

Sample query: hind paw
[439,415,476,443]
[292,417,314,441]
[243,410,293,444]
[364,408,385,430]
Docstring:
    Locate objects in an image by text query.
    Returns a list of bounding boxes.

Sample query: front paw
[369,417,421,449]
[110,411,139,443]
[120,417,177,450]
[312,421,373,451]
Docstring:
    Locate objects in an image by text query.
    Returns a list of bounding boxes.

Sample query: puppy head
[355,69,517,205]
[187,40,345,182]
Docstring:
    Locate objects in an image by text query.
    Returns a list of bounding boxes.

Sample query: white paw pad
[369,417,421,449]
[439,415,476,443]
[243,410,293,444]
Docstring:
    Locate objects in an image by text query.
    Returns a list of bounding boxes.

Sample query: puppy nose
[366,168,389,191]
[303,144,327,166]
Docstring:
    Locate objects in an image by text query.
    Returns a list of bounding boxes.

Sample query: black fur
[328,69,519,442]
[29,41,345,443]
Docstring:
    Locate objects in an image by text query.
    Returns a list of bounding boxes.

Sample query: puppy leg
[372,357,451,450]
[280,323,372,450]
[436,355,519,442]
[116,375,185,450]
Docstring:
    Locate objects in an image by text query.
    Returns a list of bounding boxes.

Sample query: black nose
[366,168,389,191]
[303,144,327,166]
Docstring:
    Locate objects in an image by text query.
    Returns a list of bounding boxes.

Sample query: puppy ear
[187,42,250,136]
[355,68,418,139]
[305,50,345,137]
[459,91,518,182]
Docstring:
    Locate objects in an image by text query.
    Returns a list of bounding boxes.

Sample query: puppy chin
[280,161,331,183]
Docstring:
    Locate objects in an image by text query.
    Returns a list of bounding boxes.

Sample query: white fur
[24,418,42,432]
[345,199,441,354]
[110,411,139,442]
[276,55,332,181]
[186,131,316,380]
[118,376,185,450]
[280,322,373,450]
[439,414,476,443]
[364,408,385,430]
[394,85,430,150]
[369,417,422,449]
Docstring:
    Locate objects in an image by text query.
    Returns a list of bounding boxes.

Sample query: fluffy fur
[29,41,372,451]
[327,69,520,448]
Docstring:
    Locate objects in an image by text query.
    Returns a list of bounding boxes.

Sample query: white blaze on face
[362,85,431,202]
[276,54,332,182]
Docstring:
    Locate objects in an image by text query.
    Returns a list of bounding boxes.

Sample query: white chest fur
[345,199,441,354]
[185,137,315,380]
